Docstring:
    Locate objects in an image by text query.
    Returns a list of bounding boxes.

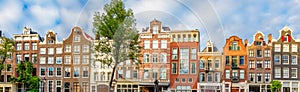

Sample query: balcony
[231,63,239,69]
[231,76,239,83]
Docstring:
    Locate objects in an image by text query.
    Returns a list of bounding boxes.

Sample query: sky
[1,0,300,50]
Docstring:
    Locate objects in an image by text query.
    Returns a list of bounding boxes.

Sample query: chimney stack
[268,34,272,44]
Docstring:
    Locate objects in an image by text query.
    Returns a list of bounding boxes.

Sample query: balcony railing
[231,76,239,83]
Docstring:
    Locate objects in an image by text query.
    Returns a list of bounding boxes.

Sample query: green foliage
[10,61,39,91]
[0,36,15,75]
[271,80,282,92]
[93,0,142,88]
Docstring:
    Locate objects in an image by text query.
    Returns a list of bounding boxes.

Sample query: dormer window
[282,33,290,42]
[255,41,262,46]
[229,42,240,50]
[24,31,30,34]
[74,35,80,42]
[208,47,212,52]
[152,25,158,34]
[48,40,54,44]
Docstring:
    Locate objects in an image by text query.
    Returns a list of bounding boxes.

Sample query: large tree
[93,0,141,88]
[0,36,15,75]
[10,61,39,92]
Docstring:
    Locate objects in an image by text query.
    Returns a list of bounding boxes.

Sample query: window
[291,68,297,78]
[92,86,96,92]
[257,73,262,82]
[48,81,53,92]
[153,25,158,34]
[65,56,71,64]
[144,40,150,49]
[232,70,238,77]
[191,48,197,60]
[172,63,177,74]
[83,67,88,77]
[265,73,270,82]
[275,67,281,78]
[257,61,262,68]
[24,43,29,50]
[215,73,220,82]
[56,81,61,92]
[240,56,244,65]
[56,67,62,76]
[56,57,62,64]
[40,67,46,76]
[283,44,289,52]
[65,45,71,52]
[292,44,297,52]
[48,48,54,54]
[133,70,138,79]
[152,40,158,49]
[249,73,255,82]
[225,70,230,79]
[208,60,212,68]
[183,34,187,42]
[126,70,130,78]
[256,41,262,46]
[283,68,289,78]
[74,67,80,77]
[48,40,54,44]
[176,78,179,83]
[144,69,149,79]
[74,35,80,42]
[16,54,21,63]
[274,44,280,52]
[180,48,189,74]
[264,60,270,68]
[17,43,22,50]
[191,63,196,74]
[82,82,89,92]
[282,55,289,64]
[257,50,262,57]
[144,54,150,63]
[32,43,37,50]
[178,35,181,42]
[240,70,244,79]
[231,42,239,50]
[199,60,205,69]
[193,34,197,41]
[64,67,71,77]
[292,55,297,65]
[172,48,178,60]
[55,48,62,54]
[40,48,46,54]
[214,59,220,69]
[188,34,192,42]
[264,50,270,57]
[73,56,80,64]
[74,82,80,92]
[152,54,158,62]
[199,73,205,82]
[249,60,255,68]
[160,53,167,63]
[161,40,167,49]
[74,45,80,53]
[82,55,89,64]
[6,64,11,71]
[188,78,193,83]
[40,57,46,64]
[232,56,238,66]
[31,54,37,63]
[274,55,280,64]
[94,72,99,81]
[47,67,54,77]
[160,69,166,79]
[152,69,157,79]
[225,56,230,65]
[48,57,54,64]
[83,45,89,52]
[207,73,212,82]
[172,35,176,42]
[64,82,70,92]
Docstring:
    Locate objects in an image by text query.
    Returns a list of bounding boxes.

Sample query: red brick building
[169,30,199,92]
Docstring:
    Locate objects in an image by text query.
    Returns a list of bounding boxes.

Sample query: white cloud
[29,5,60,27]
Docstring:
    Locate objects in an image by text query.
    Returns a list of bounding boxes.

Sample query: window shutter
[288,36,291,42]
[229,46,232,50]
[281,36,284,42]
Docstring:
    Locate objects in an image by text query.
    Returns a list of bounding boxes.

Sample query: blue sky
[0,0,300,50]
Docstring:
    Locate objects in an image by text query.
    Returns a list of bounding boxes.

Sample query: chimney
[268,34,272,44]
[244,39,248,47]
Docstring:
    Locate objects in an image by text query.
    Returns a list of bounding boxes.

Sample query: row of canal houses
[0,19,298,92]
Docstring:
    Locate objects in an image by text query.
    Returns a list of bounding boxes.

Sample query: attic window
[282,33,290,42]
[208,47,212,52]
[153,25,158,34]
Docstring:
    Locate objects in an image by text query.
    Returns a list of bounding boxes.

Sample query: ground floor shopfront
[223,81,247,92]
[140,82,169,92]
[277,80,300,92]
[0,83,14,92]
[197,83,222,92]
[248,84,271,92]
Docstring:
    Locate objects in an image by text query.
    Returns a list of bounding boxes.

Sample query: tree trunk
[109,44,121,89]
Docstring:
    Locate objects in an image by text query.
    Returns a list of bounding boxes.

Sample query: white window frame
[274,55,281,64]
[144,54,150,63]
[74,45,80,53]
[40,67,46,76]
[283,67,289,78]
[48,57,54,64]
[32,43,37,50]
[225,70,230,79]
[264,50,270,57]
[283,44,289,52]
[83,45,89,52]
[144,40,150,49]
[161,40,167,49]
[56,48,62,54]
[264,60,270,68]
[292,44,297,52]
[40,57,46,64]
[40,48,46,54]
[74,35,80,42]
[56,57,62,64]
[65,45,71,52]
[274,44,281,52]
[240,70,244,79]
[292,55,297,65]
[282,55,289,64]
[275,67,281,78]
[24,43,29,50]
[65,56,71,64]
[160,53,167,63]
[48,67,54,77]
[17,43,22,50]
[56,67,62,77]
[73,55,80,64]
[291,68,297,78]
